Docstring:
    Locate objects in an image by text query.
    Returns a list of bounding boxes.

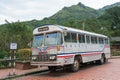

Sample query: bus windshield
[32,32,62,47]
[45,32,62,46]
[33,34,44,47]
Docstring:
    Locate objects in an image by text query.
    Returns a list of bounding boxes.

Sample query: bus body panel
[31,25,111,67]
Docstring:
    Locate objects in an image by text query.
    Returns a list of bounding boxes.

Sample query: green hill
[26,2,120,27]
[1,2,119,28]
[25,2,103,27]
[43,2,102,25]
[49,2,102,21]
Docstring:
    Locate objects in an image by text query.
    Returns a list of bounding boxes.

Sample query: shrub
[112,51,120,56]
[17,48,31,61]
[0,51,8,59]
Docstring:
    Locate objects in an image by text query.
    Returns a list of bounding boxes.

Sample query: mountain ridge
[33,2,120,27]
[0,2,120,27]
[49,2,101,21]
[100,2,120,11]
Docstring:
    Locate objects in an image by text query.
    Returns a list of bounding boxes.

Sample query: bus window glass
[71,33,77,42]
[101,38,104,44]
[78,34,85,43]
[94,37,97,44]
[105,39,108,44]
[99,38,104,44]
[33,34,44,47]
[64,32,71,42]
[45,32,59,46]
[91,37,94,44]
[57,32,63,44]
[91,37,97,44]
[86,35,90,43]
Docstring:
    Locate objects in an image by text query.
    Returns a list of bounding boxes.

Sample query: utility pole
[82,21,85,30]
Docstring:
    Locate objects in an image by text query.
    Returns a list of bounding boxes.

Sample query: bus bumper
[31,61,64,66]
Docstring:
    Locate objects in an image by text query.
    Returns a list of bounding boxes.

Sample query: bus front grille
[32,54,57,61]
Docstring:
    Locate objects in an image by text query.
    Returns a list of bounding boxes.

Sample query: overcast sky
[0,0,119,24]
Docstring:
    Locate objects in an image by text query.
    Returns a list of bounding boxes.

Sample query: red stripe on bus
[57,55,74,58]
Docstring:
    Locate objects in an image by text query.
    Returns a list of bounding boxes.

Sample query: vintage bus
[31,25,111,72]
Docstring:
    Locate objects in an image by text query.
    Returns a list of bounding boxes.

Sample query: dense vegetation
[0,2,120,58]
[0,21,33,58]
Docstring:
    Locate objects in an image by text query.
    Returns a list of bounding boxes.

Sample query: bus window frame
[78,33,85,43]
[44,31,63,46]
[64,31,77,43]
[86,35,91,44]
[33,31,63,47]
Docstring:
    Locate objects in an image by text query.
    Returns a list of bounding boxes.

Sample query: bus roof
[33,25,108,38]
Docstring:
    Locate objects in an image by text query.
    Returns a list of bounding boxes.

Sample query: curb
[0,69,49,80]
[110,56,120,59]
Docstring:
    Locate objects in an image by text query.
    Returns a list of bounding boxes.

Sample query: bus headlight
[32,56,37,61]
[49,56,56,60]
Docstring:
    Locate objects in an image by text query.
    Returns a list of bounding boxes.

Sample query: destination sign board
[38,27,49,32]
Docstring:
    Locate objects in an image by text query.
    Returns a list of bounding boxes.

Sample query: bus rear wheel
[70,57,80,72]
[95,54,106,65]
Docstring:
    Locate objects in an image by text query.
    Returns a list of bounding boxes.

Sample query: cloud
[0,0,119,24]
[0,14,17,24]
[0,0,67,24]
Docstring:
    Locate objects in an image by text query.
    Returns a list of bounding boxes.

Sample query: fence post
[13,50,16,75]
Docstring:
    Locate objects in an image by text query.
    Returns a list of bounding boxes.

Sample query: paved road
[17,58,120,80]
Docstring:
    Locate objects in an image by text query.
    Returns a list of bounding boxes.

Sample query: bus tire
[48,66,57,72]
[95,54,106,65]
[70,57,80,72]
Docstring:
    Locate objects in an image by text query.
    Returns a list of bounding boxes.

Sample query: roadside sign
[10,43,17,50]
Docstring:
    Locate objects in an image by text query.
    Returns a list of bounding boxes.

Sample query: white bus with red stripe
[31,25,111,72]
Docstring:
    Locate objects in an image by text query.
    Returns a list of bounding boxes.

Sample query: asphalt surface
[16,58,120,80]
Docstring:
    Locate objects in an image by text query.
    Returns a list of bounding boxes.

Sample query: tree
[0,20,33,51]
[99,7,120,36]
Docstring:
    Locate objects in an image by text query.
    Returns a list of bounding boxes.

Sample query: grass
[112,51,120,56]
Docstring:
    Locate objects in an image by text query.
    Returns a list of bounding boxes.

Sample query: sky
[0,0,119,24]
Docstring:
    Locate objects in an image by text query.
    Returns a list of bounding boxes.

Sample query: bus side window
[86,35,90,43]
[91,36,97,44]
[78,34,85,43]
[71,33,77,42]
[105,38,108,44]
[64,32,71,42]
[57,32,63,44]
[91,37,94,44]
[99,37,104,44]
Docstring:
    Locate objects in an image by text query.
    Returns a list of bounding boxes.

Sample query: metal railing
[0,58,31,69]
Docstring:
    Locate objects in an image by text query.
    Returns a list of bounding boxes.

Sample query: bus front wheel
[70,57,80,72]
